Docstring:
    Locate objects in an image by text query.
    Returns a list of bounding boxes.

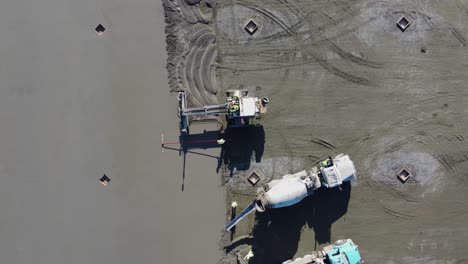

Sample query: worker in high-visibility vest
[230,104,239,113]
[321,156,334,168]
[321,160,328,167]
[244,249,254,261]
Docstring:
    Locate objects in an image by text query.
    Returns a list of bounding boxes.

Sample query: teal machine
[282,239,361,264]
[326,239,362,264]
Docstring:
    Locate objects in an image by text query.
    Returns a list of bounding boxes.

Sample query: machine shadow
[179,130,221,151]
[167,124,265,190]
[217,125,265,175]
[249,182,352,264]
[169,130,222,191]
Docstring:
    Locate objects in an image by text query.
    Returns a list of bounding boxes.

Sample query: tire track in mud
[415,133,463,175]
[235,0,373,86]
[239,0,359,44]
[448,26,467,47]
[354,94,468,147]
[277,131,297,174]
[351,173,421,220]
[239,0,360,44]
[276,0,383,69]
[383,56,466,93]
[220,0,383,73]
[383,205,416,220]
[350,100,468,211]
[334,64,466,223]
[310,138,336,150]
[354,147,422,206]
[328,42,383,69]
[351,93,468,185]
[457,0,468,18]
[217,60,316,72]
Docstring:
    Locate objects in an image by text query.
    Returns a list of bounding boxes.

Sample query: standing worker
[243,249,254,262]
[321,156,334,168]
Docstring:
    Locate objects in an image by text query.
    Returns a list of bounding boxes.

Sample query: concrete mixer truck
[226,154,356,231]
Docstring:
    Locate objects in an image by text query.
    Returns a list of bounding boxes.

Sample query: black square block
[99,174,111,186]
[245,20,258,35]
[95,24,106,35]
[247,171,261,186]
[397,168,411,183]
[396,16,410,32]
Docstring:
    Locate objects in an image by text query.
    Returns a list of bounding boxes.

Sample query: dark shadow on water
[180,130,221,191]
[248,182,352,264]
[217,125,265,175]
[164,130,223,191]
[179,130,221,151]
[164,125,265,190]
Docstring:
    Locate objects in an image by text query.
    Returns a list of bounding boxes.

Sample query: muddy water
[0,0,224,263]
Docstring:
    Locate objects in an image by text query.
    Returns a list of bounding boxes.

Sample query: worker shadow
[248,182,351,264]
[217,125,265,176]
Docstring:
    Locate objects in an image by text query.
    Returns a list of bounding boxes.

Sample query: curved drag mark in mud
[176,0,210,24]
[164,0,220,108]
[177,25,219,105]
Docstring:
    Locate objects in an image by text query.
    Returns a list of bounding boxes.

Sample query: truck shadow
[217,125,265,175]
[248,182,351,264]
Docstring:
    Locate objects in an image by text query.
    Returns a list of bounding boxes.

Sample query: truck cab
[320,154,356,188]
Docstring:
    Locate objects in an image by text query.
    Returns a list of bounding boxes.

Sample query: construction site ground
[163,0,468,263]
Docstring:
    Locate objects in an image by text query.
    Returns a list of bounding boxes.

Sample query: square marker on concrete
[95,24,106,36]
[397,168,411,183]
[396,16,410,32]
[245,20,258,35]
[247,171,261,186]
[99,174,111,186]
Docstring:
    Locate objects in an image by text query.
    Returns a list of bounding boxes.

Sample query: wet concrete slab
[0,0,224,263]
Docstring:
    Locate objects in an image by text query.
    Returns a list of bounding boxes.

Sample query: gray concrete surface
[0,0,224,263]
